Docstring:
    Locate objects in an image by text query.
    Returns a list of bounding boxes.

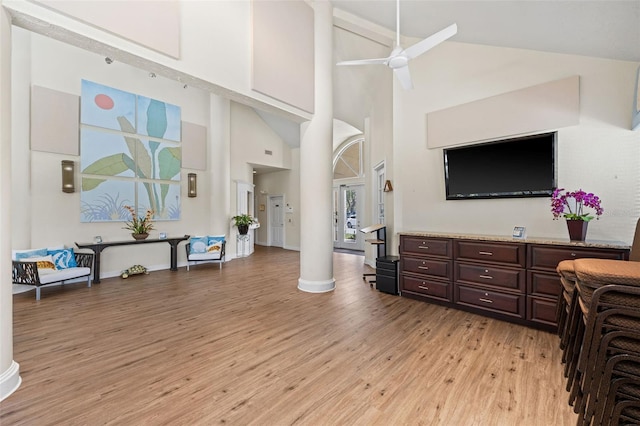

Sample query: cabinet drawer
[527,245,628,271]
[527,271,562,297]
[400,275,451,301]
[455,240,526,267]
[455,285,525,318]
[455,263,525,292]
[376,275,398,295]
[527,296,558,327]
[376,262,397,276]
[402,257,451,279]
[401,237,452,258]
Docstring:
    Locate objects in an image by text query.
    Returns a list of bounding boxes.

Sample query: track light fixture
[105,57,113,64]
[149,72,156,78]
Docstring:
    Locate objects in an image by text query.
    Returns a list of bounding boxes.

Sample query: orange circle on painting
[94,94,114,110]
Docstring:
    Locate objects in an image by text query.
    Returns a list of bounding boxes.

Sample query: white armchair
[185,236,226,270]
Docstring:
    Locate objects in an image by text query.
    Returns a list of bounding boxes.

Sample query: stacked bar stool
[556,220,640,422]
[562,259,640,425]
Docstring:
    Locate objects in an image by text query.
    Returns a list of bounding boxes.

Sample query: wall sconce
[383,180,393,192]
[61,160,75,193]
[187,173,197,197]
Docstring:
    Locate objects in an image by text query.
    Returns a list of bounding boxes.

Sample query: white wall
[395,41,640,245]
[12,29,218,277]
[253,150,301,251]
[3,0,311,121]
[230,103,293,170]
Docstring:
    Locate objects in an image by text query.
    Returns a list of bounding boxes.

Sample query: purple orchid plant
[551,188,604,221]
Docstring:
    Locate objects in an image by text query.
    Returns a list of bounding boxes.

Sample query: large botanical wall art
[80,80,182,223]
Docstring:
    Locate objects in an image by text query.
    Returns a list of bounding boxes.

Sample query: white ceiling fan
[336,0,457,90]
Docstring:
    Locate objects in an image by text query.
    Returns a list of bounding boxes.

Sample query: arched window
[333,139,363,179]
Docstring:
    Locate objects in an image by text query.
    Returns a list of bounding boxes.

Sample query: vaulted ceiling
[332,0,640,62]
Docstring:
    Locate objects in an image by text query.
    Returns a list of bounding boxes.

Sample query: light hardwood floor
[2,246,576,425]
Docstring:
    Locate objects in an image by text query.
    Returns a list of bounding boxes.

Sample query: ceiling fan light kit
[337,0,457,90]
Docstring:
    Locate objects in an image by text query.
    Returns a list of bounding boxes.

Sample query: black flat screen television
[444,132,557,200]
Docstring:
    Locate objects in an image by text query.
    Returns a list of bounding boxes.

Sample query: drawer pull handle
[479,298,493,304]
[571,253,577,257]
[418,285,429,290]
[418,266,429,270]
[418,246,429,249]
[479,251,493,256]
[479,274,493,280]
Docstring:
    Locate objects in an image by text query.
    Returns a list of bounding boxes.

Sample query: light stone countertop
[398,231,630,250]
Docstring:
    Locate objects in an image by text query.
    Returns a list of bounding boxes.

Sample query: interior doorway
[268,195,284,248]
[333,184,365,251]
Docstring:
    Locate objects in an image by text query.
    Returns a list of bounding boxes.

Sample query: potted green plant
[232,214,256,235]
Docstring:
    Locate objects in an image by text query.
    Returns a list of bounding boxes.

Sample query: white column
[0,8,22,401]
[298,0,334,293]
[209,94,231,235]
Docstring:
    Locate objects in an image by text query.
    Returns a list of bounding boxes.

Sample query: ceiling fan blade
[336,57,389,66]
[394,65,413,90]
[404,23,458,60]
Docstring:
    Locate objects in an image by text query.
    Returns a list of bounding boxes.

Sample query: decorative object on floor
[551,188,604,241]
[121,264,148,279]
[123,205,154,239]
[61,160,75,193]
[187,173,197,197]
[232,214,257,235]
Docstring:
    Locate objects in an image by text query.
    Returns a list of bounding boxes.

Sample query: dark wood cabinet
[525,244,629,328]
[399,236,453,304]
[399,234,629,331]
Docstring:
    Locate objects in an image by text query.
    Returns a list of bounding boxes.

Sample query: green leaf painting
[80,81,182,223]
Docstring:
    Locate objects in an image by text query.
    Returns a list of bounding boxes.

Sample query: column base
[0,361,21,402]
[298,277,336,293]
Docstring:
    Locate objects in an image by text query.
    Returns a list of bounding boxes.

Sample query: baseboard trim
[298,277,335,293]
[0,361,21,402]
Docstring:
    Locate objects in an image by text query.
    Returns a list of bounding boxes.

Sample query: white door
[268,195,284,248]
[333,184,365,251]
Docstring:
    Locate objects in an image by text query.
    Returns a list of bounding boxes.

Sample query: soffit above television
[426,76,579,149]
[443,132,557,200]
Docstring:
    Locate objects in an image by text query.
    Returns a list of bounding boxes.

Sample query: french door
[333,184,365,251]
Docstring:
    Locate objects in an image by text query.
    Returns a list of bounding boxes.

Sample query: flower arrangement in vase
[551,188,603,241]
[123,205,155,239]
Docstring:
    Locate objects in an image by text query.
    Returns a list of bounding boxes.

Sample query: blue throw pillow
[206,235,225,253]
[14,248,48,261]
[189,237,208,254]
[48,248,77,269]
